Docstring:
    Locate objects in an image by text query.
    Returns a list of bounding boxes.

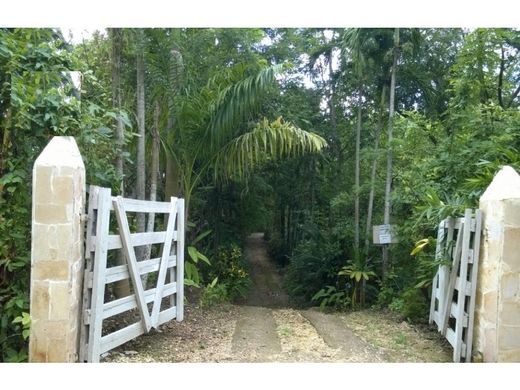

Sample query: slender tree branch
[498,46,505,108]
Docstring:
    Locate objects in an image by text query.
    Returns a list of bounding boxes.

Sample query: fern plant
[311,286,350,311]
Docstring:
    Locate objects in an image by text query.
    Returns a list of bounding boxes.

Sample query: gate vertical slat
[150,198,178,327]
[441,222,464,336]
[176,199,185,322]
[453,209,473,362]
[441,218,455,321]
[464,210,482,362]
[86,187,111,363]
[113,196,152,332]
[79,185,98,362]
[429,220,445,326]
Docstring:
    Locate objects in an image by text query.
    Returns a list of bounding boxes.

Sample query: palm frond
[213,117,327,180]
[342,28,367,76]
[207,64,283,148]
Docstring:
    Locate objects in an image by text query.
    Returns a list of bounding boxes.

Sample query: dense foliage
[259,28,520,320]
[1,27,519,361]
[0,28,126,361]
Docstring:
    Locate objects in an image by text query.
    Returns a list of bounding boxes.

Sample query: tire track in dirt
[231,233,379,362]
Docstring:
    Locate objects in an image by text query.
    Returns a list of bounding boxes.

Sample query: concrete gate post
[475,165,520,362]
[29,136,85,362]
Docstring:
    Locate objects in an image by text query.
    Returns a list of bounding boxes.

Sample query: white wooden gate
[79,185,185,362]
[429,209,482,362]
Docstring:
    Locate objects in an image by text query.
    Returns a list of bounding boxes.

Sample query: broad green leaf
[187,246,199,263]
[209,277,218,288]
[190,229,213,246]
[196,250,211,265]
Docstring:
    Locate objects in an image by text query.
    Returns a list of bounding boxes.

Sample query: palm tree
[164,64,328,221]
[342,28,366,253]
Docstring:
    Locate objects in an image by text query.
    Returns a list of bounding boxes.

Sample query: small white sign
[373,224,398,244]
[379,233,392,244]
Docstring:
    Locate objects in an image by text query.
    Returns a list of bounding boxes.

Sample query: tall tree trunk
[365,86,386,257]
[280,203,286,248]
[110,28,125,195]
[145,101,160,247]
[165,154,182,197]
[498,45,505,108]
[354,83,362,253]
[109,28,131,298]
[310,157,316,224]
[164,47,184,201]
[141,102,161,288]
[0,114,10,200]
[136,29,146,254]
[327,49,341,184]
[382,28,399,278]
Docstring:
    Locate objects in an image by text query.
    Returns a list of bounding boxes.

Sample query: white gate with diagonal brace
[79,185,185,362]
[429,208,482,362]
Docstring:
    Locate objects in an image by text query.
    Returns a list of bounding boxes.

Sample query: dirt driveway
[104,233,452,363]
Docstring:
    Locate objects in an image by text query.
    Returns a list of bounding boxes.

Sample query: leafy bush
[199,277,229,308]
[388,296,404,313]
[283,238,343,306]
[311,286,350,311]
[394,288,429,323]
[377,286,398,307]
[205,244,250,302]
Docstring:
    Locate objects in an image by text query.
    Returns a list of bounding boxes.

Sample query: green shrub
[377,286,398,307]
[199,278,229,308]
[206,244,250,301]
[283,239,343,305]
[388,296,404,313]
[311,285,350,311]
[396,288,429,323]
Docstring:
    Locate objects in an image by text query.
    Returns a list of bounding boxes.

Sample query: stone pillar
[29,136,85,362]
[475,165,520,362]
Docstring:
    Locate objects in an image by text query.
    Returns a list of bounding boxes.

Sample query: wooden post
[86,187,111,362]
[176,199,185,321]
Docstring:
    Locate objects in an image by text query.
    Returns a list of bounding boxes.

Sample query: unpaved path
[231,306,282,360]
[229,233,382,362]
[242,232,289,307]
[103,233,451,363]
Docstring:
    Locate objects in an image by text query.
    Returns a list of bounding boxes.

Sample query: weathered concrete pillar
[29,136,85,362]
[475,165,520,362]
